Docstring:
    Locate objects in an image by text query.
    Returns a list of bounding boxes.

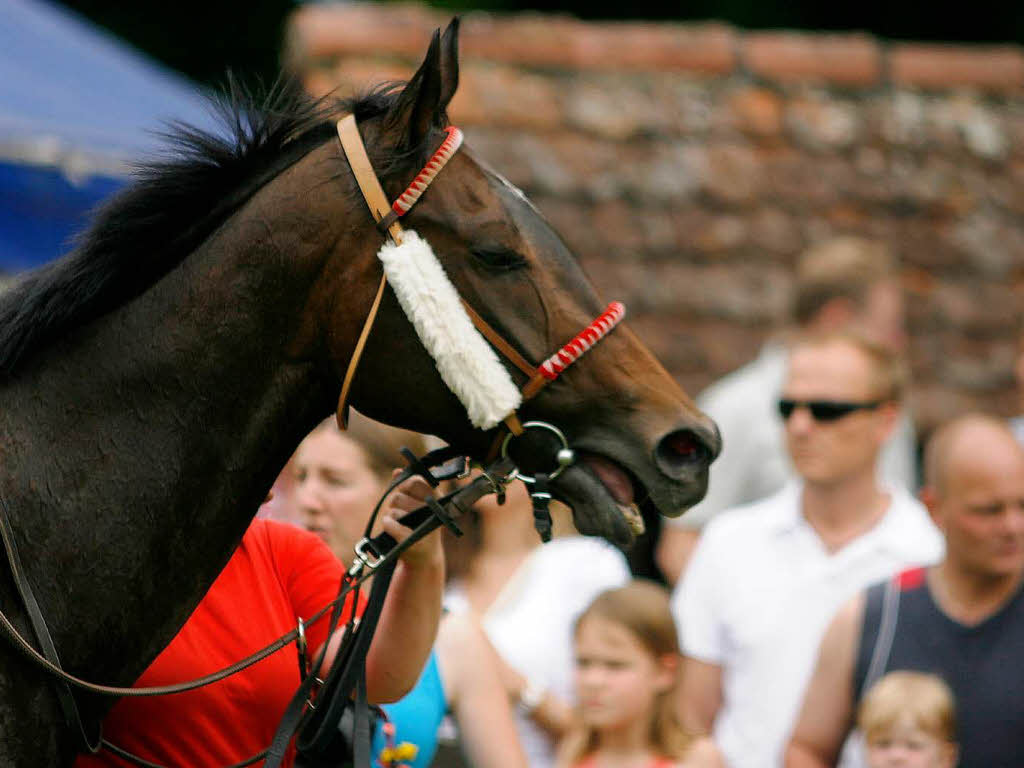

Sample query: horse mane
[0,76,407,376]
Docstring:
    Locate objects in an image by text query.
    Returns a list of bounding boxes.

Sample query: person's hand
[380,470,444,572]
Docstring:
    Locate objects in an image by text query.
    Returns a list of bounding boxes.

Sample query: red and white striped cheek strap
[518,301,626,402]
[336,114,626,436]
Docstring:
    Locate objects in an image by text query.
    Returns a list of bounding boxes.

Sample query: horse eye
[470,247,526,270]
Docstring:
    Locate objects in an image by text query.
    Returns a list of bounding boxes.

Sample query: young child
[858,671,958,768]
[557,580,722,768]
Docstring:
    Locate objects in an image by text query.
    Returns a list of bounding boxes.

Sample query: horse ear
[385,28,444,149]
[438,17,460,113]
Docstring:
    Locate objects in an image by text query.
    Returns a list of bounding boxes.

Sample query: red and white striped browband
[538,302,626,381]
[392,126,464,217]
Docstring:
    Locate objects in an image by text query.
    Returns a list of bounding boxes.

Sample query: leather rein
[0,114,625,766]
[0,454,515,767]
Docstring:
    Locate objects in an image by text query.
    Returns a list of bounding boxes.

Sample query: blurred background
[2,0,1022,436]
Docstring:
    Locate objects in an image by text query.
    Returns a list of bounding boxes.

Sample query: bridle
[334,114,625,517]
[0,113,626,766]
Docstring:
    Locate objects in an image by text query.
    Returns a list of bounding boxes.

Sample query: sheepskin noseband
[337,116,521,430]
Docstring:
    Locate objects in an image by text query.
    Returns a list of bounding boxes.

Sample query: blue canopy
[0,0,218,272]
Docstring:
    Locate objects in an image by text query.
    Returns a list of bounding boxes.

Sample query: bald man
[785,415,1024,768]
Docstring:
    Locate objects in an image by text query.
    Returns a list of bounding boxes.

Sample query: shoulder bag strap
[863,575,901,694]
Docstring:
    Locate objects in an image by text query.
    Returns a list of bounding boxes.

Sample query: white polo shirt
[673,483,943,768]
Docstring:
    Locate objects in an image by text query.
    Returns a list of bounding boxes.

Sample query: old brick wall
[285,3,1024,432]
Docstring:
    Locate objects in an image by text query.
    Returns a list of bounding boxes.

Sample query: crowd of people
[77,235,1024,768]
[663,237,1024,768]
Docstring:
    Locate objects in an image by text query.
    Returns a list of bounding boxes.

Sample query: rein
[0,452,515,767]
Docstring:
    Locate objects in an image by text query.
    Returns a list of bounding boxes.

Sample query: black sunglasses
[777,398,884,422]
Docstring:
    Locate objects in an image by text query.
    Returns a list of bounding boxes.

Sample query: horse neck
[0,144,374,686]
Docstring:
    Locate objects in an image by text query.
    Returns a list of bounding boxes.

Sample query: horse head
[318,20,720,545]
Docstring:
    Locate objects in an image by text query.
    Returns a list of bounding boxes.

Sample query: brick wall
[285,3,1024,432]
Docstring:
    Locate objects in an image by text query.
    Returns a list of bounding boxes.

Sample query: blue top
[371,651,447,768]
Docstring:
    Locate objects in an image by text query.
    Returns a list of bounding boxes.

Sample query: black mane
[0,77,406,375]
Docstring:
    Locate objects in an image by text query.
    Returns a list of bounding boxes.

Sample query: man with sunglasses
[786,415,1024,768]
[657,237,917,586]
[674,332,942,768]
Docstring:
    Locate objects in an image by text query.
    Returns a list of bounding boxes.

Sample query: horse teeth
[618,502,645,535]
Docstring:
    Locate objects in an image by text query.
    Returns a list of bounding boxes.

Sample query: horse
[0,20,719,766]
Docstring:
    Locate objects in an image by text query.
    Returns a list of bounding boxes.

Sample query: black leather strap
[352,672,371,768]
[0,495,101,753]
[295,559,395,763]
[530,473,553,543]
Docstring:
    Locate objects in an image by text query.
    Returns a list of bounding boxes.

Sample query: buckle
[306,676,326,712]
[352,538,385,572]
[296,617,309,680]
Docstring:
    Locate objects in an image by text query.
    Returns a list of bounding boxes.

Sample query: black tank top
[854,567,1024,768]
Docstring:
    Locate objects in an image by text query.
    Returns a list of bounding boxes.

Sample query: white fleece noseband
[337,117,520,430]
[378,230,521,429]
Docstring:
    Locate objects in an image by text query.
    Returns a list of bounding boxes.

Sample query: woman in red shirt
[77,472,442,768]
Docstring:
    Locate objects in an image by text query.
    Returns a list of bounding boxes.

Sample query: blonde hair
[794,237,897,325]
[789,329,908,403]
[557,580,693,766]
[858,671,956,745]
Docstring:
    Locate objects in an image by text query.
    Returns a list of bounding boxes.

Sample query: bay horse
[0,20,718,766]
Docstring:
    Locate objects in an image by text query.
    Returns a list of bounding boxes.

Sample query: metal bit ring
[500,420,576,485]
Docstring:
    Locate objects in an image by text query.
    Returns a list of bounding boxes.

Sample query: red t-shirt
[76,519,363,768]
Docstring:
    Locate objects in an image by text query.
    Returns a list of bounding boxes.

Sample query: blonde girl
[558,580,722,768]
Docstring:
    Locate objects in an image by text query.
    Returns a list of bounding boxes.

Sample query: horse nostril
[655,428,715,475]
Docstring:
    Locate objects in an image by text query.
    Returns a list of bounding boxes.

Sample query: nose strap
[485,302,628,463]
[520,302,626,401]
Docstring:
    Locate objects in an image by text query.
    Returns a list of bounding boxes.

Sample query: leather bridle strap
[337,116,405,245]
[483,301,627,462]
[0,551,345,699]
[459,300,535,378]
[336,272,387,429]
[263,457,517,768]
[335,115,398,429]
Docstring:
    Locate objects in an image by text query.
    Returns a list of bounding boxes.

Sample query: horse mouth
[550,451,650,547]
[579,454,646,534]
